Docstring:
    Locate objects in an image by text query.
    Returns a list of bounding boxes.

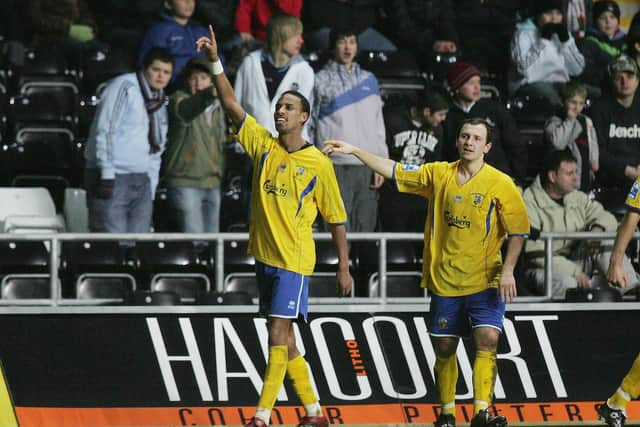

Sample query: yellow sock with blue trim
[435,353,458,415]
[257,345,288,415]
[287,355,322,416]
[609,354,640,410]
[473,350,497,415]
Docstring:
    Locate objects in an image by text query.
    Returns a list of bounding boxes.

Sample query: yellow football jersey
[625,178,640,211]
[237,115,347,275]
[394,161,530,296]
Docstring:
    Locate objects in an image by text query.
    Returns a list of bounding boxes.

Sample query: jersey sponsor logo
[263,180,288,197]
[402,164,419,171]
[629,181,640,200]
[609,124,640,138]
[444,211,471,229]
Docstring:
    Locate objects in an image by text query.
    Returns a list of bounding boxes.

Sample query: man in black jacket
[442,61,528,188]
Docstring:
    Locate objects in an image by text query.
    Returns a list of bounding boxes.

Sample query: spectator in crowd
[379,88,449,231]
[302,0,396,52]
[198,25,352,427]
[234,0,301,42]
[235,13,313,138]
[384,0,458,70]
[591,54,640,191]
[443,62,528,188]
[163,56,227,233]
[523,150,638,299]
[510,0,585,107]
[323,118,528,427]
[138,0,209,82]
[195,0,238,45]
[84,47,173,233]
[627,17,640,68]
[454,0,524,75]
[544,81,599,192]
[312,28,387,232]
[579,0,626,91]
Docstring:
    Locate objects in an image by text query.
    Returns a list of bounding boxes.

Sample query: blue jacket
[84,72,168,197]
[138,14,209,80]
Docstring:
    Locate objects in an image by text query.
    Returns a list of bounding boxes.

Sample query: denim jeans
[166,186,221,233]
[86,171,153,233]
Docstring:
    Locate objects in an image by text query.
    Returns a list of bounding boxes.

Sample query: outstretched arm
[608,210,640,289]
[322,140,396,179]
[196,25,245,126]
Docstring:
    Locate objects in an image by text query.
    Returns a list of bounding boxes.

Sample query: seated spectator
[312,27,387,232]
[302,0,396,52]
[138,0,209,83]
[163,56,227,233]
[234,0,301,42]
[591,54,640,191]
[510,0,585,107]
[235,13,313,138]
[454,0,523,76]
[379,88,449,231]
[84,47,174,233]
[524,150,639,299]
[579,0,626,91]
[443,62,528,187]
[384,0,457,70]
[544,81,599,192]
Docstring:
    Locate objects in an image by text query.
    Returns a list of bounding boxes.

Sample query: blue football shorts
[428,287,505,338]
[256,261,310,321]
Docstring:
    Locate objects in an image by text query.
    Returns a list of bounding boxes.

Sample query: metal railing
[0,231,634,306]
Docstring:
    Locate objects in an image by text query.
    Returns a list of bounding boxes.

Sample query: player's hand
[608,262,629,289]
[370,172,384,189]
[336,270,353,297]
[499,271,517,303]
[196,25,219,62]
[322,140,358,155]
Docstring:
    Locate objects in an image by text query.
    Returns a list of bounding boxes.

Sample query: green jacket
[163,89,226,188]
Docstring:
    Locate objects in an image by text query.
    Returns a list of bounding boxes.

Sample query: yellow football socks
[257,345,289,412]
[473,350,497,414]
[435,353,458,415]
[287,355,322,416]
[609,354,640,410]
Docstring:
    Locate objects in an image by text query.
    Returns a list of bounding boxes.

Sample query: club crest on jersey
[291,82,299,91]
[279,164,287,173]
[454,195,463,203]
[402,164,419,171]
[630,182,640,200]
[295,166,305,177]
[471,193,484,207]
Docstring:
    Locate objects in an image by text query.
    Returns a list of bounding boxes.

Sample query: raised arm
[322,140,396,179]
[196,25,245,126]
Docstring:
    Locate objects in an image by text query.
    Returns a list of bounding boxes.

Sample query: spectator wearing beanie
[579,0,626,91]
[443,62,528,187]
[510,0,585,107]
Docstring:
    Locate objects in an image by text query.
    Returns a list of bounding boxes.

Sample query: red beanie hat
[447,62,481,91]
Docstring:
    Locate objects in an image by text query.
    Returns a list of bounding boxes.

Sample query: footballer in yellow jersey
[199,24,352,427]
[323,118,528,427]
[394,160,529,297]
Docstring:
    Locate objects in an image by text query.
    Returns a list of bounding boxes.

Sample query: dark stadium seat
[1,276,50,299]
[59,241,137,298]
[76,277,133,301]
[151,275,209,303]
[368,272,425,298]
[196,290,253,305]
[81,47,136,97]
[128,290,181,306]
[224,273,258,298]
[309,274,342,297]
[565,286,623,303]
[315,240,340,272]
[357,49,422,80]
[224,240,254,273]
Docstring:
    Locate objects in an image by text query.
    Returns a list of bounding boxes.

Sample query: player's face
[144,59,173,90]
[456,76,481,103]
[456,123,491,162]
[274,93,308,134]
[551,160,578,195]
[334,35,357,66]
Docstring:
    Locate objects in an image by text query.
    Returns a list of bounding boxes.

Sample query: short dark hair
[142,47,175,69]
[279,90,310,114]
[417,89,450,113]
[459,117,495,144]
[329,27,358,51]
[540,149,577,187]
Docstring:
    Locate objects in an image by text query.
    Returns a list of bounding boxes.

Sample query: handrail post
[50,236,59,307]
[379,237,387,302]
[544,236,553,301]
[216,237,225,292]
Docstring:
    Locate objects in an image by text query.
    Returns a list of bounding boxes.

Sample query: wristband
[211,60,224,75]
